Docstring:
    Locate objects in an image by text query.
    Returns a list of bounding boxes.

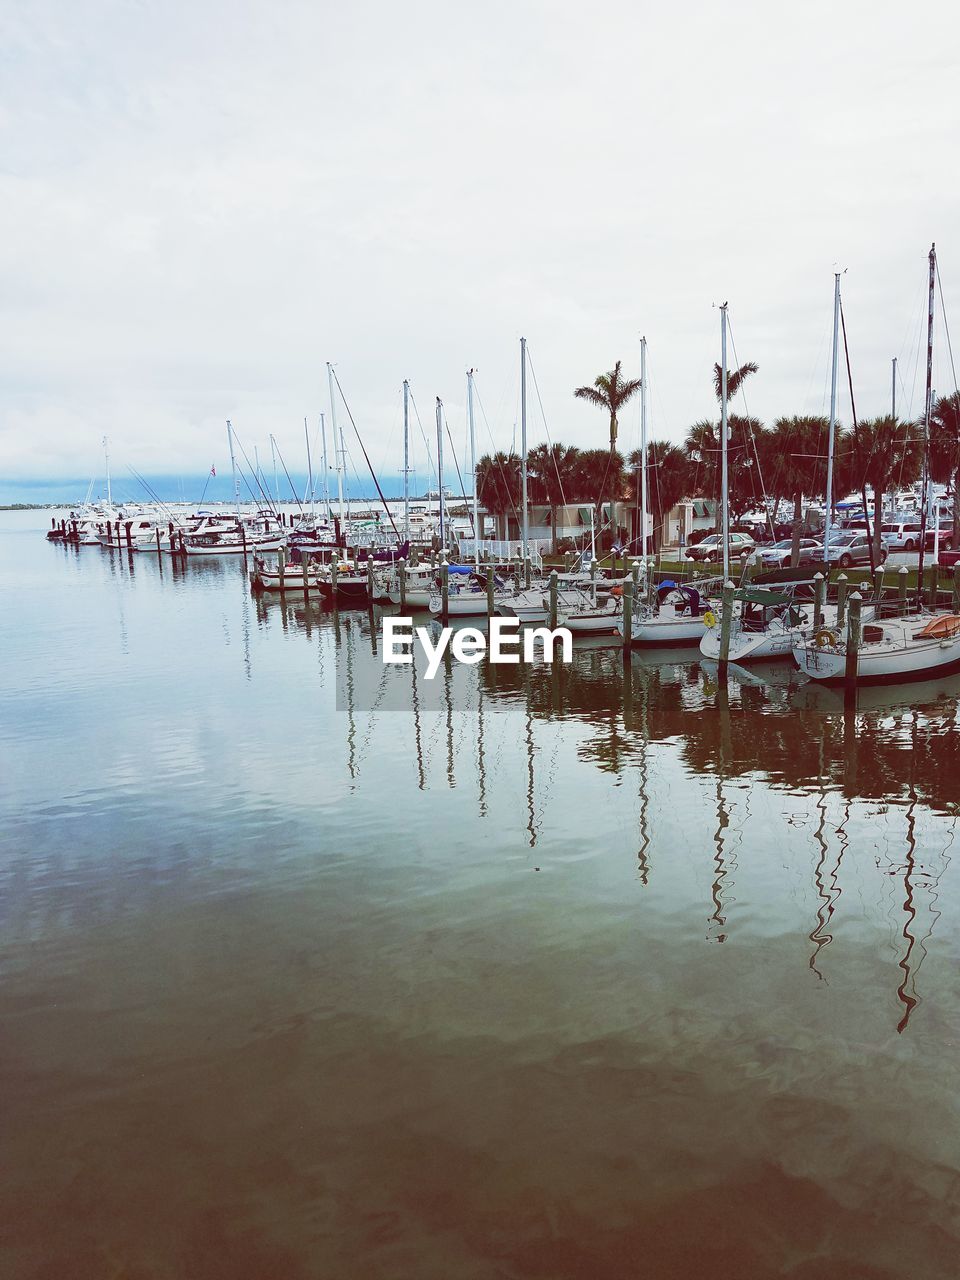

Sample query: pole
[402,379,410,542]
[892,356,897,419]
[622,581,632,651]
[720,305,730,582]
[327,362,345,523]
[103,436,112,507]
[304,417,314,520]
[549,570,558,630]
[468,369,479,567]
[917,243,936,606]
[435,397,445,551]
[520,336,529,561]
[824,273,841,558]
[640,336,648,559]
[319,414,331,521]
[226,420,240,511]
[270,434,280,508]
[718,580,735,683]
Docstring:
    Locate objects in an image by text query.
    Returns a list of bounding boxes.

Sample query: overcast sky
[2,0,959,499]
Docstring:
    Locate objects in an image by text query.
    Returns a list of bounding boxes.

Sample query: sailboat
[702,280,861,663]
[621,335,727,645]
[795,244,960,683]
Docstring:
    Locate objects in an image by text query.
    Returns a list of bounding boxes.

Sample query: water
[3,511,960,1279]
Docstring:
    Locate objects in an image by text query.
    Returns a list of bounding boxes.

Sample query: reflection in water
[8,527,960,1279]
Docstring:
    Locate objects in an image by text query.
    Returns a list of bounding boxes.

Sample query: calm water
[3,512,960,1279]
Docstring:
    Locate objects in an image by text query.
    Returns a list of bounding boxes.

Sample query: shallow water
[3,512,960,1279]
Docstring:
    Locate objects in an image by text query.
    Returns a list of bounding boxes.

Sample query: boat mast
[102,435,111,507]
[522,335,529,560]
[720,305,730,582]
[823,273,841,557]
[891,356,897,419]
[436,397,445,550]
[468,369,478,567]
[304,417,315,521]
[640,336,648,558]
[327,362,346,524]
[226,419,240,510]
[319,412,331,521]
[402,379,410,541]
[917,243,936,602]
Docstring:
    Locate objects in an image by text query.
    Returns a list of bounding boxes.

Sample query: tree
[629,441,692,553]
[767,416,829,565]
[475,451,521,541]
[928,393,960,549]
[570,448,626,549]
[574,361,641,451]
[713,361,758,403]
[836,417,922,562]
[684,416,767,525]
[527,442,580,554]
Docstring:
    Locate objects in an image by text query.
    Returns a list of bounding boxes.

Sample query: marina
[5,507,960,1277]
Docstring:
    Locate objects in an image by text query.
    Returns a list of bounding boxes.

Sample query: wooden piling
[899,564,909,616]
[440,559,449,624]
[155,527,162,557]
[836,573,849,628]
[622,582,633,651]
[399,558,407,611]
[330,558,339,608]
[524,555,531,589]
[845,592,862,694]
[277,545,286,593]
[549,570,558,631]
[953,563,960,612]
[124,521,133,549]
[303,552,311,595]
[366,555,375,602]
[813,572,825,630]
[486,566,495,619]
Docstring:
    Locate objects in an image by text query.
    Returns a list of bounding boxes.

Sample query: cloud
[1,0,959,498]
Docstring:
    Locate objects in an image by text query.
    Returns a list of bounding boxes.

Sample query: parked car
[881,522,923,552]
[881,522,955,553]
[824,531,885,568]
[753,538,823,569]
[685,531,756,563]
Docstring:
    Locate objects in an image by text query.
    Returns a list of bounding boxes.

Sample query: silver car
[755,538,822,568]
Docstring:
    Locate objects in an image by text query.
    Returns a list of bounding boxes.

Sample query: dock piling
[813,572,825,630]
[399,558,407,611]
[845,591,862,696]
[622,582,633,652]
[899,564,909,616]
[440,558,449,624]
[548,570,558,631]
[836,573,849,628]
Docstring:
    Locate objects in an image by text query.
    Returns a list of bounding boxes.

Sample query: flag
[211,464,216,476]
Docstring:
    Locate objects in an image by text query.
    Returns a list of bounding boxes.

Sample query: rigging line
[444,410,475,537]
[331,368,401,541]
[727,314,774,528]
[473,376,522,531]
[525,344,570,510]
[408,390,436,476]
[272,438,304,510]
[839,298,877,569]
[936,260,960,399]
[231,428,280,516]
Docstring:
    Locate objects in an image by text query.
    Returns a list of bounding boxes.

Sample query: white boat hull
[795,614,960,682]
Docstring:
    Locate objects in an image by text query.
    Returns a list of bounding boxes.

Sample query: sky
[2,0,960,503]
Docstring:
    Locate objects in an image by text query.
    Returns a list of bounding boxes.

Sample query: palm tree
[713,361,758,403]
[767,416,829,565]
[527,442,579,554]
[928,393,960,549]
[629,441,692,553]
[475,451,521,541]
[836,417,922,561]
[684,415,767,527]
[570,448,626,549]
[574,361,641,451]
